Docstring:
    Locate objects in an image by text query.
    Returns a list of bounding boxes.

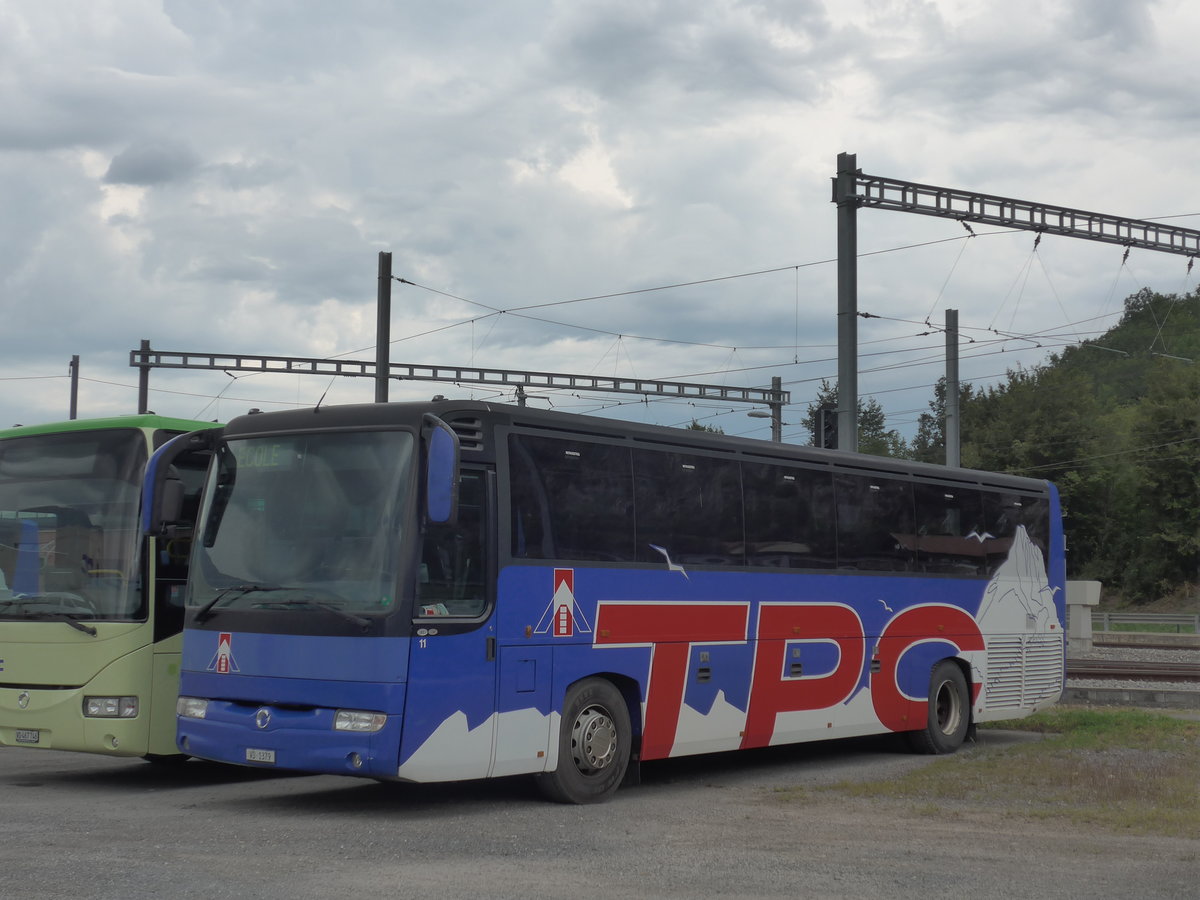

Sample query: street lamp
[746,409,783,443]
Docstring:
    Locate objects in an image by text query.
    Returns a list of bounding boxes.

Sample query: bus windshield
[190,430,414,617]
[0,429,147,621]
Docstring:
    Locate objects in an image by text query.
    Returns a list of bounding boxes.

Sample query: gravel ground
[1,637,1195,899]
[4,728,1198,900]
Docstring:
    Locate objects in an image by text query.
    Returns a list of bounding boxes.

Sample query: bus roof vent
[446,416,485,452]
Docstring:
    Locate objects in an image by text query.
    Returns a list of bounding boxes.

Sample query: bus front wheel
[537,678,631,804]
[907,660,970,755]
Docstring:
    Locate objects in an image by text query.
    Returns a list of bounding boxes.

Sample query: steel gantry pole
[375,251,392,404]
[945,309,960,467]
[831,152,1200,464]
[68,355,79,420]
[834,152,860,452]
[137,339,151,414]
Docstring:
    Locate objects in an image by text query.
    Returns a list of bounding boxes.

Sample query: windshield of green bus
[189,430,414,618]
[0,428,147,621]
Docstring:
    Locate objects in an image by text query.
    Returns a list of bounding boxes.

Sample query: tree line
[802,288,1199,603]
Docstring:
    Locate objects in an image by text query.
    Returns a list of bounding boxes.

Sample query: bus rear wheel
[536,678,631,804]
[907,660,970,755]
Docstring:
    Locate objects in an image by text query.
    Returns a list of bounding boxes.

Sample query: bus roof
[0,414,221,442]
[220,400,1051,495]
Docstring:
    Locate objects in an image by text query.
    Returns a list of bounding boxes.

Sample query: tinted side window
[633,450,744,566]
[742,463,836,569]
[508,435,635,562]
[418,470,488,617]
[913,483,987,576]
[982,491,1050,575]
[834,474,916,572]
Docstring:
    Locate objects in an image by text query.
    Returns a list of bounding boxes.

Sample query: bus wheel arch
[907,658,972,755]
[536,676,633,804]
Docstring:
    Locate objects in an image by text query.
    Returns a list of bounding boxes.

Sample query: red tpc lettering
[870,605,984,732]
[594,602,748,760]
[740,604,865,750]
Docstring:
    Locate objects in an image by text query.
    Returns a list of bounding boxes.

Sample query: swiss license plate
[245,747,276,764]
[15,729,40,744]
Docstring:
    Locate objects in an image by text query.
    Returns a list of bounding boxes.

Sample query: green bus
[0,415,218,760]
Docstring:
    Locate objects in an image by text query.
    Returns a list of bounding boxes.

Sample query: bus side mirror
[159,474,185,526]
[142,428,221,535]
[423,414,460,525]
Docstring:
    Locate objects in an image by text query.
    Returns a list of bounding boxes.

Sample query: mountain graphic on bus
[976,525,1057,634]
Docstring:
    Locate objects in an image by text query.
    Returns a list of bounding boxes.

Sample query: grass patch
[816,708,1200,837]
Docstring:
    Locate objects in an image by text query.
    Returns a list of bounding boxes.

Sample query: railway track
[1065,659,1200,683]
[1092,636,1200,652]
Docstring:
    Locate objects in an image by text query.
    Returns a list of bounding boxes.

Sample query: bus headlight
[83,696,139,718]
[333,710,387,733]
[176,697,209,719]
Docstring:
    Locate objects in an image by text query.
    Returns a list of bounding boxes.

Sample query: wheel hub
[571,706,616,772]
[934,680,963,735]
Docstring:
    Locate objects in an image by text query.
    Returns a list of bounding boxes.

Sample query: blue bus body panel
[180,632,409,684]
[178,633,410,778]
[177,676,406,778]
[179,520,1065,783]
[1048,483,1068,603]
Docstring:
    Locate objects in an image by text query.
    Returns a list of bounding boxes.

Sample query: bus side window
[508,435,635,562]
[417,471,487,617]
[913,484,986,576]
[982,492,1050,576]
[834,474,916,572]
[742,463,836,569]
[508,438,551,559]
[1015,495,1051,567]
[633,450,743,566]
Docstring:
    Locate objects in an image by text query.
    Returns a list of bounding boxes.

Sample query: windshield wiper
[1,593,93,611]
[193,585,283,623]
[251,598,371,629]
[52,613,98,636]
[8,609,98,636]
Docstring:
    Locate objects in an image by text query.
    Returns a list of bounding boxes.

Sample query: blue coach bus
[165,400,1064,802]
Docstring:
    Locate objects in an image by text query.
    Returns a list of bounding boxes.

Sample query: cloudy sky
[3,0,1197,444]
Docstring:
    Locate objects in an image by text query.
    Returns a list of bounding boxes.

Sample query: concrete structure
[1066,580,1102,655]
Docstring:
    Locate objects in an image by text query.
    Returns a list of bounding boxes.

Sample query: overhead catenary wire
[1007,437,1200,474]
[388,234,1145,385]
[80,376,307,408]
[119,304,1180,434]
[382,230,1027,357]
[54,219,1198,430]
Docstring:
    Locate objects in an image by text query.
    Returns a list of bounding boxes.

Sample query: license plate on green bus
[15,729,40,744]
[245,748,275,764]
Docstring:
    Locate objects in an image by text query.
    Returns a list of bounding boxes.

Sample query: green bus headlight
[83,696,139,718]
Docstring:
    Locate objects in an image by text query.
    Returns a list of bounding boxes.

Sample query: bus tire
[536,678,631,804]
[907,660,970,755]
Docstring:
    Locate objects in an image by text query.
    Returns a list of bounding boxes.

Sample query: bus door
[143,430,220,636]
[399,467,499,781]
[141,429,219,753]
